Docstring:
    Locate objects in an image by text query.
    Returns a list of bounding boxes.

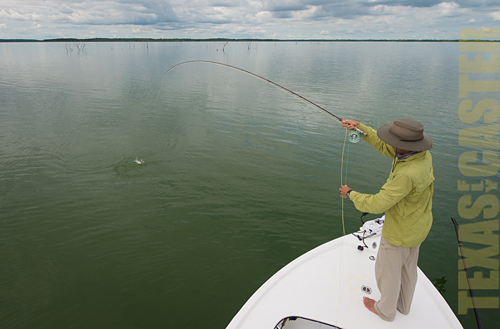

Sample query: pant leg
[397,243,420,315]
[374,236,407,322]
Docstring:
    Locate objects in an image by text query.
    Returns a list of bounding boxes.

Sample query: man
[339,118,434,322]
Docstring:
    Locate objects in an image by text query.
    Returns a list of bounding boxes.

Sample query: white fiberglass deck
[226,222,463,329]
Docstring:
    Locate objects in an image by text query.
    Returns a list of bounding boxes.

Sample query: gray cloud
[264,0,309,12]
[370,0,500,8]
[141,1,177,22]
[1,0,178,25]
[316,1,372,19]
[362,0,443,8]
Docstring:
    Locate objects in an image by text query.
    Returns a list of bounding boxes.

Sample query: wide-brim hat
[377,118,433,151]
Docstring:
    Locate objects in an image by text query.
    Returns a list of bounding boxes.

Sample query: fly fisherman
[339,118,434,322]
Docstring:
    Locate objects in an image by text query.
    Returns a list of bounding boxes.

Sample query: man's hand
[339,185,352,198]
[341,120,360,131]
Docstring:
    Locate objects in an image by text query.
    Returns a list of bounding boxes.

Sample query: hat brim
[377,123,433,151]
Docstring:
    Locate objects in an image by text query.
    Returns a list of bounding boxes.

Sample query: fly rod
[451,216,483,329]
[156,60,367,136]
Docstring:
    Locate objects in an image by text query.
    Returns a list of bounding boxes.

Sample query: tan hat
[377,118,433,151]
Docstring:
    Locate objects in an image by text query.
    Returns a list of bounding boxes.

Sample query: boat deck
[226,221,463,329]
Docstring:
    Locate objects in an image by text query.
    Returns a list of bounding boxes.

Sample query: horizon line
[0,37,498,43]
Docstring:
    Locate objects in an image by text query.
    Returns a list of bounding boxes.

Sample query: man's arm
[357,123,395,158]
[349,173,412,214]
[342,120,395,158]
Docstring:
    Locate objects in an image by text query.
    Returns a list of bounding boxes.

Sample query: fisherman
[339,118,434,322]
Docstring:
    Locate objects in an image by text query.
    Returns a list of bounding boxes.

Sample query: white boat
[226,217,463,329]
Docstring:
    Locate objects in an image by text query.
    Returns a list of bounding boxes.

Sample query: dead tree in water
[64,44,73,54]
[74,42,87,53]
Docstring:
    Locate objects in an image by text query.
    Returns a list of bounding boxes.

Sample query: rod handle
[355,128,367,136]
[338,118,367,136]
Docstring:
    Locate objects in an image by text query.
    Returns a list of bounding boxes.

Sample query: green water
[0,41,496,328]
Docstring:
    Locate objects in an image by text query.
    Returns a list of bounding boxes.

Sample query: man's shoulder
[403,150,432,164]
[396,152,432,174]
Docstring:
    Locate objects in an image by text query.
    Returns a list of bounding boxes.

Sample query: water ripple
[63,151,125,173]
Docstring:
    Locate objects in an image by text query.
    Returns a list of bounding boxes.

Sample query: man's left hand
[339,185,351,198]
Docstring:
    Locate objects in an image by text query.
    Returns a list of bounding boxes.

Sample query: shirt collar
[396,151,421,160]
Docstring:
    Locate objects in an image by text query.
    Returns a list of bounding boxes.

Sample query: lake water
[0,41,495,328]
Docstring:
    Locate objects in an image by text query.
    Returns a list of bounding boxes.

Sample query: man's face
[393,146,411,155]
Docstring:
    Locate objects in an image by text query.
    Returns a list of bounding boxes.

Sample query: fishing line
[336,129,368,326]
[340,128,349,236]
[340,130,360,236]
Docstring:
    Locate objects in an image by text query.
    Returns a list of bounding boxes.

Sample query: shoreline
[0,38,498,43]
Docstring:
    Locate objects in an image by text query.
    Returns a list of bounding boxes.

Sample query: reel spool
[349,131,360,143]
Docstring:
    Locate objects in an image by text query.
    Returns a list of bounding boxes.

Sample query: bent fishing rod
[451,217,483,329]
[157,60,367,136]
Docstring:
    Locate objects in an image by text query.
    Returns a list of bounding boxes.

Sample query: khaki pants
[374,236,421,322]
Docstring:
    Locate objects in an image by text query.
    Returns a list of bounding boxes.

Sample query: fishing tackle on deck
[157,60,367,136]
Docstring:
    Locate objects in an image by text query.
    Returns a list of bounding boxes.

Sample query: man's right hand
[341,120,360,131]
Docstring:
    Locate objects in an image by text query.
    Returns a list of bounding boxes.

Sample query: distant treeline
[0,38,497,43]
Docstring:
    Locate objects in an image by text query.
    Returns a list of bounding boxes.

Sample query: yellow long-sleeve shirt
[349,123,434,248]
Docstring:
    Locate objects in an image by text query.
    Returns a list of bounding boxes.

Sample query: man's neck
[396,150,421,160]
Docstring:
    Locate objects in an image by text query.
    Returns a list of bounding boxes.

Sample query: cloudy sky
[0,0,499,40]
